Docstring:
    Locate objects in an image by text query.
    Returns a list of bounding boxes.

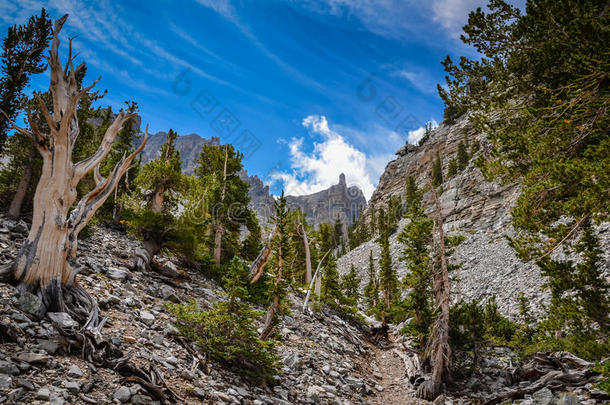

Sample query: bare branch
[72,111,132,184]
[0,110,34,139]
[68,125,148,240]
[34,92,56,132]
[534,214,589,263]
[93,164,104,185]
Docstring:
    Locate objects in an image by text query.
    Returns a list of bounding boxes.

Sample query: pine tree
[333,214,344,249]
[405,175,423,217]
[168,258,280,382]
[440,0,609,360]
[363,250,379,314]
[398,192,434,348]
[127,129,187,270]
[194,144,252,264]
[377,208,399,318]
[447,158,458,178]
[536,219,609,358]
[321,254,343,307]
[456,140,469,170]
[418,122,434,146]
[260,191,291,340]
[341,264,361,307]
[0,9,52,149]
[317,222,335,256]
[431,152,443,187]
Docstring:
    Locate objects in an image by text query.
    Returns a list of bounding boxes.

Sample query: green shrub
[167,258,280,382]
[592,360,610,393]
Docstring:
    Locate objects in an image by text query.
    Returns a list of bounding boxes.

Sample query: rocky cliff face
[140,131,220,175]
[238,170,276,223]
[339,116,544,318]
[367,115,518,231]
[285,174,367,228]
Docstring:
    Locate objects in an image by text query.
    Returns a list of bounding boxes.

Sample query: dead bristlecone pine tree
[0,15,148,330]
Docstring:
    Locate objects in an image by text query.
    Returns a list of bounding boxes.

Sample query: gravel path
[372,335,431,405]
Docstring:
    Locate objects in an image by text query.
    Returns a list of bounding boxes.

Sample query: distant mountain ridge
[141,131,367,227]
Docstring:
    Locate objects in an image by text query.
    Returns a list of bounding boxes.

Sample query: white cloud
[296,0,428,39]
[407,120,438,144]
[430,0,485,37]
[393,69,439,95]
[271,115,396,200]
[195,0,237,22]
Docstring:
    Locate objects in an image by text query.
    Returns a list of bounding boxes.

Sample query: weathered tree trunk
[418,182,451,401]
[260,234,283,340]
[7,143,34,219]
[260,294,279,341]
[249,227,277,283]
[300,223,312,284]
[134,181,164,271]
[213,145,229,264]
[0,15,147,318]
[134,239,161,272]
[151,184,164,214]
[302,249,330,311]
[314,270,322,301]
[213,223,224,264]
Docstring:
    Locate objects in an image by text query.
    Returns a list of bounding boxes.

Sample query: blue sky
[0,0,511,199]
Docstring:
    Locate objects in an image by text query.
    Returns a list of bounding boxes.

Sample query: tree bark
[418,182,451,401]
[249,227,277,283]
[7,142,35,219]
[260,294,279,341]
[213,223,224,264]
[300,223,312,284]
[260,240,283,341]
[1,15,147,317]
[213,145,229,264]
[302,249,330,312]
[134,239,161,272]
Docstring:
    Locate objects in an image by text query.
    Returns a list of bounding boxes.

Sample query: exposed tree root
[2,265,179,404]
[368,321,390,345]
[483,352,605,405]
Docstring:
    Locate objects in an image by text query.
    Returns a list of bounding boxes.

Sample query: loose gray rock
[0,374,12,389]
[139,310,155,326]
[63,380,81,394]
[18,292,44,318]
[160,285,180,303]
[37,339,62,355]
[557,393,580,405]
[0,360,19,375]
[192,387,207,399]
[67,364,83,378]
[113,385,132,403]
[47,312,78,329]
[107,267,129,281]
[14,352,50,364]
[131,394,153,404]
[36,387,51,400]
[533,387,557,405]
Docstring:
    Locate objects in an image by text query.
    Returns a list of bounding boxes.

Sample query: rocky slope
[0,220,605,403]
[0,216,414,405]
[338,115,610,319]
